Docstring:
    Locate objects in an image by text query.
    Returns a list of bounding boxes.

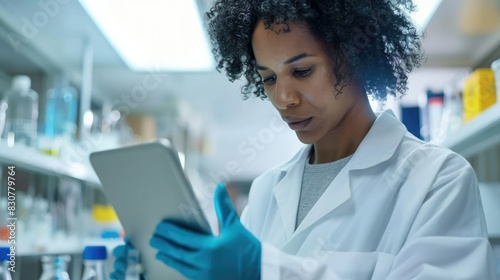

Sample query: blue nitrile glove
[110,238,144,280]
[149,182,261,280]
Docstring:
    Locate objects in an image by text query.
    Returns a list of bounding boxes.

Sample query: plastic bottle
[91,205,121,240]
[41,75,78,156]
[0,247,12,280]
[32,198,53,251]
[39,255,71,280]
[125,249,141,280]
[0,75,39,147]
[425,89,444,142]
[81,246,108,280]
[0,199,8,242]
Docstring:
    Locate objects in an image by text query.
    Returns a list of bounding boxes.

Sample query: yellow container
[92,204,119,223]
[463,69,497,122]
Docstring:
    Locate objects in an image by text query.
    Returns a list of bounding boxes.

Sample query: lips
[284,117,313,131]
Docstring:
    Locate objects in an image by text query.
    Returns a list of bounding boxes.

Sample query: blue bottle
[0,247,12,280]
[44,75,78,141]
[81,246,108,280]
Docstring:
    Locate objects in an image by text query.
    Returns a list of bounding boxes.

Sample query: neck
[310,95,376,164]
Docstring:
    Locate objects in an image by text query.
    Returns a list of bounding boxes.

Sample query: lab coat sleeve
[385,155,497,279]
[259,154,498,280]
[240,206,249,228]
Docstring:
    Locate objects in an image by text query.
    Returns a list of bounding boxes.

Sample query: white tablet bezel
[90,139,211,279]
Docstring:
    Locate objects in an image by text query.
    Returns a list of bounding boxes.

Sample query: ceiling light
[79,0,214,71]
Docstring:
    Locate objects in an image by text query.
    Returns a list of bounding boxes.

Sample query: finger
[113,257,127,272]
[110,270,124,280]
[149,235,204,268]
[214,182,238,229]
[156,252,199,280]
[124,237,135,249]
[154,221,210,249]
[113,245,128,258]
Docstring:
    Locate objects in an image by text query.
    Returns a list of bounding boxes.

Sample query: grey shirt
[295,154,353,229]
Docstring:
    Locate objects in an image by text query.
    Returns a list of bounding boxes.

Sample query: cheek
[264,91,278,108]
[302,79,336,108]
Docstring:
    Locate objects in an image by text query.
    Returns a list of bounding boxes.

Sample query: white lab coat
[240,110,498,280]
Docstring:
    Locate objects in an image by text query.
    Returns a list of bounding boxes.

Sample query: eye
[294,68,312,77]
[262,75,276,85]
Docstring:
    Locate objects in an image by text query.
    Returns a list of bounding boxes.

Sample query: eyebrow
[256,53,315,71]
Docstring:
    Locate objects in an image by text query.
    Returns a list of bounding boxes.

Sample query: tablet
[89,139,211,280]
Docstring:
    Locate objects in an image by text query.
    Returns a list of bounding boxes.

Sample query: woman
[112,0,497,279]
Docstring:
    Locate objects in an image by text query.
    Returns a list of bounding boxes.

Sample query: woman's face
[251,21,364,145]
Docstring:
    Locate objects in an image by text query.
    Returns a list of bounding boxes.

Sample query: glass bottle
[0,247,12,280]
[0,75,39,147]
[81,246,107,280]
[39,255,71,280]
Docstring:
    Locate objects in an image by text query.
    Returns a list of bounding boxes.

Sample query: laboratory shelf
[0,237,123,257]
[442,103,500,158]
[0,142,100,185]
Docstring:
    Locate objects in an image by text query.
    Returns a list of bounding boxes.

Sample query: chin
[295,132,316,145]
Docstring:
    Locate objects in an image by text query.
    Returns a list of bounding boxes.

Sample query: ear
[214,182,238,230]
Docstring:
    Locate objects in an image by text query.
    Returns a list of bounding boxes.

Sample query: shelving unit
[442,103,500,158]
[0,237,123,257]
[0,142,100,186]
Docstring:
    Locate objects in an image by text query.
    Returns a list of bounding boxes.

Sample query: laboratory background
[0,0,499,279]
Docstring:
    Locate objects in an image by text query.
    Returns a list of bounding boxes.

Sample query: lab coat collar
[272,109,407,244]
[348,109,407,171]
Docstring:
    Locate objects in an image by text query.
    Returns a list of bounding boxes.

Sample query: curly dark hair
[205,0,424,101]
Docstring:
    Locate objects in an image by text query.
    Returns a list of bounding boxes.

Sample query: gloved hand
[110,239,131,280]
[110,238,144,280]
[149,182,261,280]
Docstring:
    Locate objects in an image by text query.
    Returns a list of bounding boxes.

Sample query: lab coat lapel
[291,164,352,240]
[272,146,310,243]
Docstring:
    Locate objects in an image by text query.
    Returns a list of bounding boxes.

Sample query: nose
[272,77,299,110]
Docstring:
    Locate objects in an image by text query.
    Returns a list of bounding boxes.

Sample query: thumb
[214,182,238,230]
